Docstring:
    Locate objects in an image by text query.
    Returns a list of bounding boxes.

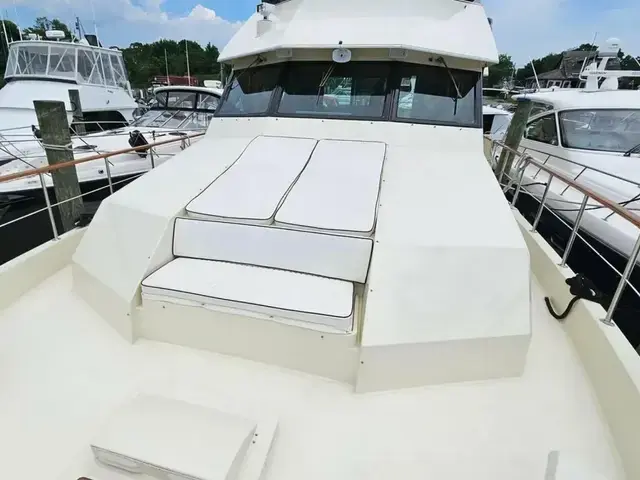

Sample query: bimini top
[219,0,498,65]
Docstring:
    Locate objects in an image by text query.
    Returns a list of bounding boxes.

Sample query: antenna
[579,32,599,78]
[530,57,541,90]
[12,0,22,40]
[0,11,11,46]
[165,49,170,86]
[90,0,100,46]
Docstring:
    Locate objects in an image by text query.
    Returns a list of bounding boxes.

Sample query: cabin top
[3,39,129,89]
[219,0,498,66]
[521,89,640,112]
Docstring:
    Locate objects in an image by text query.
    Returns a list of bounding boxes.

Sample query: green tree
[515,52,563,84]
[485,54,515,88]
[23,17,72,39]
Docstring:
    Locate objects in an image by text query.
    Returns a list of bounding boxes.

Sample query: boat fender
[544,274,602,321]
[128,130,149,158]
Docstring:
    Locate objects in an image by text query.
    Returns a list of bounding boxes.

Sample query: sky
[5,0,640,65]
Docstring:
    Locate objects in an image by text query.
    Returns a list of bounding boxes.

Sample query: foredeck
[0,265,623,480]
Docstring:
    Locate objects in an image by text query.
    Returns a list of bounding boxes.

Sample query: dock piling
[34,100,83,234]
[495,98,533,183]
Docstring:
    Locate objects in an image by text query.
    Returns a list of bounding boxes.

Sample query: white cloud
[11,0,242,48]
[484,0,640,65]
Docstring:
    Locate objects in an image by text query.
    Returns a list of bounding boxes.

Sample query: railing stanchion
[39,173,59,241]
[561,195,589,267]
[104,157,114,195]
[603,235,640,326]
[531,176,553,232]
[511,156,528,207]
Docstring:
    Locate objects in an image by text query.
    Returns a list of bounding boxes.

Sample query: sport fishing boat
[0,1,639,479]
[0,28,139,158]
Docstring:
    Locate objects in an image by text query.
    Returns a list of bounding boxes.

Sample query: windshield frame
[558,108,640,154]
[215,60,483,129]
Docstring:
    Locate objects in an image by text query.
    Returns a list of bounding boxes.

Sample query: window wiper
[228,55,265,92]
[623,142,640,157]
[316,64,336,106]
[437,56,462,115]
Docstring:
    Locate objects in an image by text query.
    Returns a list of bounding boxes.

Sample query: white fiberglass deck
[0,267,622,480]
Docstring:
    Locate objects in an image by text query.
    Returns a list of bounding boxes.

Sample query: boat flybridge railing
[0,132,204,235]
[3,39,131,91]
[486,136,640,328]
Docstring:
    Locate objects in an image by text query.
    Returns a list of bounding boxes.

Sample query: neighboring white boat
[0,31,139,157]
[508,39,640,267]
[0,2,639,480]
[0,85,222,198]
[483,105,513,140]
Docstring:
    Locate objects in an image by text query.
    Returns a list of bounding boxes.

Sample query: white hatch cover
[186,136,317,224]
[91,395,273,480]
[275,140,386,235]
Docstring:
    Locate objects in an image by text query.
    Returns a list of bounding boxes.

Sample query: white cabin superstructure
[0,38,137,136]
[1,2,640,480]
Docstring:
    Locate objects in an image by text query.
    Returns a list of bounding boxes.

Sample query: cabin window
[559,109,640,153]
[525,114,559,145]
[216,64,281,116]
[197,93,220,110]
[167,91,197,109]
[393,63,479,127]
[277,62,389,118]
[48,46,76,79]
[530,102,554,117]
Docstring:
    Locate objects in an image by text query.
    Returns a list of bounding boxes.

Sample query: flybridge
[220,0,499,65]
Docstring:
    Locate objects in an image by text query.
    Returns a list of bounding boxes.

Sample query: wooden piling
[495,98,533,182]
[34,100,83,233]
[68,89,85,135]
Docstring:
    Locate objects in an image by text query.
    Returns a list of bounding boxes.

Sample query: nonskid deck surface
[0,267,623,480]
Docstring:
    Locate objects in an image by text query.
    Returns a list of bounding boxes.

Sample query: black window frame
[215,61,483,130]
[215,63,284,118]
[273,60,395,122]
[390,63,482,129]
[150,90,221,113]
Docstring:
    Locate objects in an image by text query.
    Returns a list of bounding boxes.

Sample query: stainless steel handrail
[0,132,205,247]
[487,137,640,327]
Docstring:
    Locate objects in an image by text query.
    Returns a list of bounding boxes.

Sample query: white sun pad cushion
[142,258,355,331]
[91,395,257,480]
[173,218,373,283]
[186,136,317,224]
[275,140,386,235]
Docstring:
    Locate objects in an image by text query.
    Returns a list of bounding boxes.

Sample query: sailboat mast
[165,49,171,86]
[185,40,191,86]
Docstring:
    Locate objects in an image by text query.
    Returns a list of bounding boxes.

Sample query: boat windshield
[132,89,220,129]
[559,109,640,153]
[4,41,129,89]
[216,61,481,128]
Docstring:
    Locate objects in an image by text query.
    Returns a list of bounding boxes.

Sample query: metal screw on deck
[34,100,84,236]
[495,98,533,183]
